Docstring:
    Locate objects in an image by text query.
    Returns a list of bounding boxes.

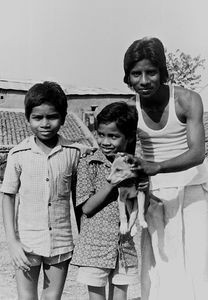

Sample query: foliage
[166,49,205,90]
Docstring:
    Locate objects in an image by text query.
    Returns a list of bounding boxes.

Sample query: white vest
[136,85,208,190]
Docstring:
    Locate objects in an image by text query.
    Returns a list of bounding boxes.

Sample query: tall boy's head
[96,102,138,160]
[123,37,169,86]
[25,81,67,123]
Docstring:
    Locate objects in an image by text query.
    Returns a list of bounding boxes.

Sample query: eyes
[97,132,120,140]
[31,114,60,121]
[130,70,159,77]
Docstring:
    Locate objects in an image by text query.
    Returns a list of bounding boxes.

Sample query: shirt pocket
[58,172,72,197]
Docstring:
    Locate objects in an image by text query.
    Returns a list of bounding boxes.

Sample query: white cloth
[141,184,208,300]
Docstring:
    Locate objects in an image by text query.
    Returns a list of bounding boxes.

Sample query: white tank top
[136,84,208,189]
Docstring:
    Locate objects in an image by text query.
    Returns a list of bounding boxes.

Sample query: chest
[19,150,74,182]
[141,105,169,130]
[141,99,185,130]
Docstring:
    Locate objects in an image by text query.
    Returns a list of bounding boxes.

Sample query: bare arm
[82,183,116,216]
[141,89,205,175]
[2,193,17,241]
[2,193,31,271]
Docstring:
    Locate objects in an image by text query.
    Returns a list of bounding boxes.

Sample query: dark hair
[24,81,68,123]
[96,101,138,154]
[123,37,169,86]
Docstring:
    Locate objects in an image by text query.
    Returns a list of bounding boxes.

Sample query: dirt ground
[0,192,141,300]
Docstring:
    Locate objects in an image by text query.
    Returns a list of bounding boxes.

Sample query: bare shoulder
[174,85,203,117]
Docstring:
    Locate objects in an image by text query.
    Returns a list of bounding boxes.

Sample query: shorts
[77,260,139,287]
[26,251,72,266]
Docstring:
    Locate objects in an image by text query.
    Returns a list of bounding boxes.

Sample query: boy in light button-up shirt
[1,81,91,300]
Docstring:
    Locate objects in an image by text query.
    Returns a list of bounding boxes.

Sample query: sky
[0,0,208,105]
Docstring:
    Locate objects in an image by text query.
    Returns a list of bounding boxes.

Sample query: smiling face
[129,59,161,99]
[96,122,129,161]
[29,103,63,147]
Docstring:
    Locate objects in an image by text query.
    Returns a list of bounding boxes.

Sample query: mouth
[139,88,152,94]
[40,131,52,135]
[101,147,114,155]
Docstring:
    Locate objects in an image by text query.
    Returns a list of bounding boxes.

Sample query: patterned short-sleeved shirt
[1,135,81,257]
[71,149,138,269]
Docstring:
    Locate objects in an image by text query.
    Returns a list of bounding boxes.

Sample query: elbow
[195,151,206,165]
[81,204,88,215]
[82,205,94,217]
[82,207,90,217]
[198,154,205,165]
[199,147,206,164]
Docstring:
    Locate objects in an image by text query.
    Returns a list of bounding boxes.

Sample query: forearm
[2,193,17,242]
[159,148,205,173]
[143,148,205,176]
[82,183,115,216]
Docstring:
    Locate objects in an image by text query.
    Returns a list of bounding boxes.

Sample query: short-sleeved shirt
[1,135,81,257]
[71,149,138,269]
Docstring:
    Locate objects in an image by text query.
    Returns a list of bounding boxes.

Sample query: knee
[41,291,62,300]
[111,284,128,300]
[17,290,38,300]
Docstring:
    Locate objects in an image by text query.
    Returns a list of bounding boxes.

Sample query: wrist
[7,235,18,244]
[157,162,162,173]
[106,182,115,191]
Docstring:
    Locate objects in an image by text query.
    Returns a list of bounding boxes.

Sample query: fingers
[80,146,97,158]
[12,253,31,272]
[10,244,32,272]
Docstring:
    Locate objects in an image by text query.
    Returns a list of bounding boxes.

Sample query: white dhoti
[141,183,208,300]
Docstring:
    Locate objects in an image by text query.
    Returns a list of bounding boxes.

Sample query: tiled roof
[0,110,97,149]
[1,110,208,153]
[0,79,133,96]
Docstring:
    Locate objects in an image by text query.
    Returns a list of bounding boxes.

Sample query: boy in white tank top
[123,37,208,300]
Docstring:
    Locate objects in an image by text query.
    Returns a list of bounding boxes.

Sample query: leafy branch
[166,49,205,90]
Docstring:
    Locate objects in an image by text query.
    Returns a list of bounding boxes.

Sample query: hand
[8,239,32,272]
[80,146,98,158]
[140,160,161,176]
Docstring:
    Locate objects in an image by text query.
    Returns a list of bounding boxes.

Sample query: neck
[140,84,169,110]
[35,135,58,155]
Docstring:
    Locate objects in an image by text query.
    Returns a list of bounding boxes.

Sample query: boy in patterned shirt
[1,81,94,300]
[71,102,144,300]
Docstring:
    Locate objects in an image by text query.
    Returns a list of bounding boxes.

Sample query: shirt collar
[12,135,76,156]
[86,148,112,168]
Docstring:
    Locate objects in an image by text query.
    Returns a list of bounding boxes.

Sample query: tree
[166,49,205,90]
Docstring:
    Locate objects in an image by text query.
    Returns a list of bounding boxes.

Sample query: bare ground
[0,192,141,300]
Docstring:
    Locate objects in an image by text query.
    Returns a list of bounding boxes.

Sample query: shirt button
[48,203,51,206]
[49,227,52,230]
[46,178,49,181]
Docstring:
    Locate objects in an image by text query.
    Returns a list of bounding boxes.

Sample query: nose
[41,118,50,127]
[102,136,111,145]
[140,73,149,85]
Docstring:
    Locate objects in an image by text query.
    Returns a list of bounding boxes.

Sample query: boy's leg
[41,259,69,300]
[77,266,110,300]
[110,259,139,300]
[15,265,41,300]
[88,286,106,300]
[108,273,127,300]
